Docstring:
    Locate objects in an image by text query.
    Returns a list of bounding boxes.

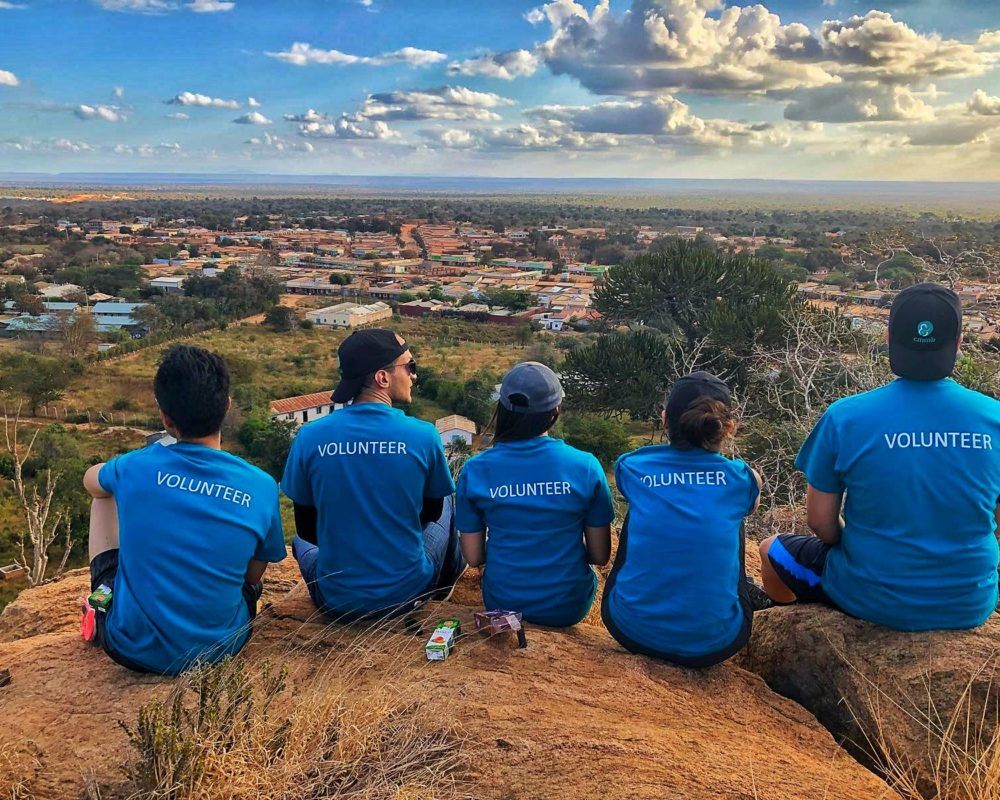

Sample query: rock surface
[742,604,1000,793]
[0,562,895,800]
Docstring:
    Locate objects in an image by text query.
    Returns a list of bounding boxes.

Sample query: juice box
[425,618,461,661]
[88,584,113,613]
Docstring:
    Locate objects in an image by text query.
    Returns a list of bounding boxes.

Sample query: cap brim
[331,376,364,404]
[889,345,956,381]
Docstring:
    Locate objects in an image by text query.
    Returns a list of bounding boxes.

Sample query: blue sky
[1,0,998,179]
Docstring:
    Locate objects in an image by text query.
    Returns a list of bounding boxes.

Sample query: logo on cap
[917,321,934,337]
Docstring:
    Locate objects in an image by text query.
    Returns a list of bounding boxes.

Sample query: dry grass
[0,738,37,800]
[857,659,1000,800]
[114,616,472,800]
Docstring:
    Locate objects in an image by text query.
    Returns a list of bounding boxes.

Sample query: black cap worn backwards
[888,283,961,381]
[665,370,732,434]
[332,328,408,404]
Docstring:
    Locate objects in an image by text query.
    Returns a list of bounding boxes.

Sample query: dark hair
[153,345,230,438]
[669,398,736,452]
[491,402,558,443]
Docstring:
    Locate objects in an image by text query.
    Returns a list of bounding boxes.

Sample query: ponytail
[672,398,735,452]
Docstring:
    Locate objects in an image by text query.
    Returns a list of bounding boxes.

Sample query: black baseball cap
[332,328,409,403]
[888,283,961,381]
[665,371,732,433]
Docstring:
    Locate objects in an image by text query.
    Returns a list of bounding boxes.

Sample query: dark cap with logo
[332,328,408,404]
[665,371,732,433]
[888,283,961,381]
[499,361,564,413]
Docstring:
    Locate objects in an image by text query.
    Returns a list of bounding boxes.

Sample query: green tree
[264,305,297,332]
[237,416,295,480]
[558,413,630,469]
[0,353,84,414]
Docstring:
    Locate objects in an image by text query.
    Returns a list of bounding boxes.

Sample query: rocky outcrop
[743,604,1000,796]
[0,565,895,800]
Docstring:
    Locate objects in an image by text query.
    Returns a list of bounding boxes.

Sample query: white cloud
[782,83,934,122]
[233,111,272,125]
[821,0,836,5]
[0,2,27,9]
[524,7,545,25]
[3,137,95,153]
[113,85,125,99]
[74,103,127,123]
[166,111,190,120]
[283,109,328,123]
[902,120,994,148]
[247,96,261,107]
[968,89,1000,116]
[186,0,234,11]
[296,117,396,140]
[356,86,515,122]
[448,49,539,80]
[978,30,1000,50]
[265,42,447,68]
[111,142,183,156]
[95,0,175,12]
[0,70,18,87]
[166,91,240,109]
[245,132,315,152]
[423,124,623,152]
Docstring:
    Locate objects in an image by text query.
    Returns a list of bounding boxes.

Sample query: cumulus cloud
[166,91,240,109]
[248,96,261,107]
[283,109,328,123]
[534,0,994,98]
[421,124,622,152]
[1,137,94,153]
[296,117,396,140]
[74,103,127,123]
[968,89,1000,116]
[356,86,515,122]
[265,42,446,68]
[978,30,1000,50]
[186,0,234,11]
[245,132,315,152]
[524,7,545,25]
[448,49,539,80]
[0,70,18,87]
[232,111,272,125]
[902,120,994,147]
[166,111,190,120]
[782,83,934,123]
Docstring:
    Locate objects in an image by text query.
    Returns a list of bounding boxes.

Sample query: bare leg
[759,535,797,604]
[88,496,120,561]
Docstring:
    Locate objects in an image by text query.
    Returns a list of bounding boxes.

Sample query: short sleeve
[743,462,760,515]
[254,486,287,563]
[98,456,123,495]
[584,458,615,527]
[613,453,632,502]
[795,410,844,494]
[454,466,485,533]
[280,435,313,506]
[424,434,457,499]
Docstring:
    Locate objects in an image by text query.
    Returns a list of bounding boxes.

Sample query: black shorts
[765,534,835,605]
[600,514,753,669]
[89,549,263,674]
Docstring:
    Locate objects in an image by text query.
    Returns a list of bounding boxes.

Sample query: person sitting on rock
[602,371,768,667]
[455,362,614,627]
[83,345,286,675]
[760,283,1000,631]
[282,329,464,621]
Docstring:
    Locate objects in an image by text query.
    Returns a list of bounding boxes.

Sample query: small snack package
[425,617,462,661]
[474,610,527,648]
[88,584,113,613]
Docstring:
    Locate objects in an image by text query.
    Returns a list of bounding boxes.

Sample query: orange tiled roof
[270,390,334,415]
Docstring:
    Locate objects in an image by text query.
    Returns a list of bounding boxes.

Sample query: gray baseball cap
[499,362,564,414]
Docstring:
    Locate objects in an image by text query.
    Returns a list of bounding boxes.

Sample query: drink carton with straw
[425,617,462,661]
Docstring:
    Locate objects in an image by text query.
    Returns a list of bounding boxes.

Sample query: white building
[306,301,392,329]
[40,283,83,299]
[149,275,187,295]
[435,415,476,447]
[270,390,342,426]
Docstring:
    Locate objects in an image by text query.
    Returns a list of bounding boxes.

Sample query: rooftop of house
[435,415,476,435]
[269,390,335,415]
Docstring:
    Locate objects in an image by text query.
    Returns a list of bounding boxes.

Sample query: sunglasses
[383,358,417,376]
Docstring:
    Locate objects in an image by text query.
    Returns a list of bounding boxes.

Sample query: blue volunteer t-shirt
[605,445,758,659]
[455,436,615,627]
[280,403,455,616]
[796,378,1000,631]
[98,442,285,675]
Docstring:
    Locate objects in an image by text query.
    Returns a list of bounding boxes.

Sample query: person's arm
[293,502,318,545]
[420,496,445,527]
[806,484,843,545]
[84,463,112,499]
[460,531,485,567]
[584,525,611,566]
[245,559,268,585]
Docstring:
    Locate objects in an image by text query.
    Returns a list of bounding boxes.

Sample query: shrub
[111,398,136,412]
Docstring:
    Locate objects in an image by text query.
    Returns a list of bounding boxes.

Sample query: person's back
[99,443,283,672]
[456,362,614,626]
[602,372,762,667]
[799,378,1000,630]
[84,345,286,675]
[283,403,453,614]
[282,329,460,619]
